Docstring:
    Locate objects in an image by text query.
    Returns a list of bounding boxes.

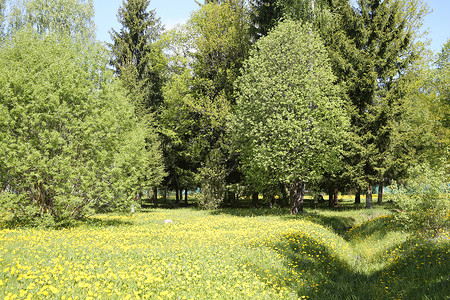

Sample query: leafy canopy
[0,29,164,225]
[233,20,349,190]
[5,0,95,39]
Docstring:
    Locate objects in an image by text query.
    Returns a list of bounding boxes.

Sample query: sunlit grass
[0,207,448,299]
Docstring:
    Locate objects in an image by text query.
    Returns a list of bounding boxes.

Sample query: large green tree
[326,0,429,207]
[109,0,167,202]
[233,20,349,214]
[249,1,348,207]
[0,30,165,225]
[109,0,165,114]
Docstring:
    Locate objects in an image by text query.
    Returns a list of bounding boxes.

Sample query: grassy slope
[0,203,449,299]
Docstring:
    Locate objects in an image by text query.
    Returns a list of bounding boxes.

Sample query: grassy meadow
[0,199,449,299]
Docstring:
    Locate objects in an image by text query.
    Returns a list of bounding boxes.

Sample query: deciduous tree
[5,0,95,39]
[0,30,165,226]
[233,20,348,214]
[161,0,250,207]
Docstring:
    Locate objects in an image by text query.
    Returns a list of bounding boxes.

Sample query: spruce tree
[249,0,283,41]
[328,0,428,207]
[110,0,165,114]
[110,0,167,201]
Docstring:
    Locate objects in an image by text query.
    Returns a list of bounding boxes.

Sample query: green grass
[0,203,449,299]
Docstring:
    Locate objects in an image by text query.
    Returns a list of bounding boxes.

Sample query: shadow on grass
[305,212,356,235]
[245,220,449,299]
[210,207,358,236]
[373,238,450,299]
[244,231,379,299]
[342,215,405,242]
[0,215,135,230]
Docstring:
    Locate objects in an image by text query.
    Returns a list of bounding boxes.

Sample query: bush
[0,30,165,226]
[386,160,449,234]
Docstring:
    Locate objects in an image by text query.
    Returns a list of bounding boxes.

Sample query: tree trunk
[377,182,383,205]
[333,187,339,207]
[251,192,259,207]
[185,188,188,205]
[365,184,373,209]
[175,189,180,204]
[290,180,305,215]
[226,190,236,207]
[153,187,158,206]
[355,189,361,204]
[163,187,167,202]
[266,193,275,208]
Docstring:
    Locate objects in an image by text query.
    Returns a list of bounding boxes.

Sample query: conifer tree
[249,0,283,41]
[110,0,167,201]
[328,0,428,207]
[110,0,165,114]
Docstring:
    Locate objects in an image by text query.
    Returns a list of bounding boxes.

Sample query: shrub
[0,30,165,226]
[386,160,449,234]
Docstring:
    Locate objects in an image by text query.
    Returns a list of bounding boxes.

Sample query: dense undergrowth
[0,203,448,299]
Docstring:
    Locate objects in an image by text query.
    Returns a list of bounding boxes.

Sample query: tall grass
[0,205,448,299]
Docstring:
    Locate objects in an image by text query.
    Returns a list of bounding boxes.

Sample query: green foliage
[196,149,228,209]
[249,0,336,42]
[249,0,282,40]
[110,0,165,114]
[234,20,349,197]
[0,29,164,225]
[160,0,251,202]
[324,0,430,203]
[190,0,251,103]
[427,39,450,150]
[5,0,95,39]
[386,160,450,234]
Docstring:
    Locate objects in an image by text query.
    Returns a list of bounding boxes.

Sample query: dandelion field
[1,204,449,299]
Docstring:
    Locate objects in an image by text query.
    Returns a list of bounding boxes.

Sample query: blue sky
[93,0,449,54]
[93,0,198,43]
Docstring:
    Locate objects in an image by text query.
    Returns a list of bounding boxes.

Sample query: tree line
[0,0,448,225]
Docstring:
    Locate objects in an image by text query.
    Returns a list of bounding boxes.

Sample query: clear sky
[93,0,198,44]
[93,0,449,54]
